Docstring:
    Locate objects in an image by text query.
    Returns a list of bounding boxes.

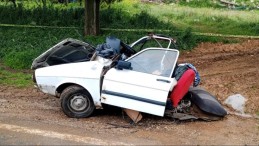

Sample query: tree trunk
[79,0,82,6]
[95,0,100,35]
[42,0,46,8]
[65,0,68,6]
[10,0,16,7]
[84,0,100,36]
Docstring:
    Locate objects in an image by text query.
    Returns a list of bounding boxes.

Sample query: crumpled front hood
[32,38,95,70]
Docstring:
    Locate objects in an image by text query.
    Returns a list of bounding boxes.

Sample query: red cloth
[170,69,195,107]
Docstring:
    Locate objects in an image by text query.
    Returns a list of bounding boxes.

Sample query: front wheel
[60,85,95,118]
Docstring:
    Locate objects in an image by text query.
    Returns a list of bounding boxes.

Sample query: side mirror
[116,60,132,70]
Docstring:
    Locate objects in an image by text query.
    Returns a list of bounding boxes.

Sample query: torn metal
[32,34,227,123]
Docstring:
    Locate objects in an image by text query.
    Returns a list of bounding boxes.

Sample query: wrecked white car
[32,34,227,121]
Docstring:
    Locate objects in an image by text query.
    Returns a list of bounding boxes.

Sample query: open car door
[101,48,179,116]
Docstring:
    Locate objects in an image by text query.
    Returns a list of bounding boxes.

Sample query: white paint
[95,56,112,66]
[0,123,129,145]
[35,61,104,106]
[101,68,177,116]
[35,47,179,116]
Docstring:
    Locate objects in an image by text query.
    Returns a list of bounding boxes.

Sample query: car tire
[60,85,95,118]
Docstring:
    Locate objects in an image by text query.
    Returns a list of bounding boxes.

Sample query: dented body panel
[36,61,104,106]
[101,68,177,116]
[32,35,227,120]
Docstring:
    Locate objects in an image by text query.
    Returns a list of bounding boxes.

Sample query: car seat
[170,69,195,107]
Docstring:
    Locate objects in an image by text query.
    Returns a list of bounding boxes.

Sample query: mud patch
[0,39,259,144]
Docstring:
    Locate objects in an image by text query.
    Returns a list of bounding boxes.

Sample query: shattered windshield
[127,49,178,77]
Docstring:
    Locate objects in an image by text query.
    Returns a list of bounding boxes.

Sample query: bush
[248,23,259,35]
[3,50,37,69]
[0,26,199,69]
[100,8,175,29]
[174,28,197,50]
[0,4,84,26]
[0,2,175,29]
[0,26,84,69]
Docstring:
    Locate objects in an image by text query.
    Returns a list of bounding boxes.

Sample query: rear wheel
[60,85,95,118]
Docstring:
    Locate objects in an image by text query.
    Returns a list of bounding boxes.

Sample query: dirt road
[0,39,259,145]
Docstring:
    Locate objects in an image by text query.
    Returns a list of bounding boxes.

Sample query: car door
[101,48,179,116]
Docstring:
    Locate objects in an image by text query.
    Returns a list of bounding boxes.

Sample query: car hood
[31,38,95,70]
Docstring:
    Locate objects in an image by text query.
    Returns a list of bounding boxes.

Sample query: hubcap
[70,95,88,111]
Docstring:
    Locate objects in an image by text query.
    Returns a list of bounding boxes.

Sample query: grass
[0,25,218,88]
[0,25,200,70]
[1,0,259,35]
[0,4,85,27]
[0,0,258,87]
[0,66,32,88]
[101,1,259,35]
[0,26,85,69]
[134,2,259,35]
[0,25,198,87]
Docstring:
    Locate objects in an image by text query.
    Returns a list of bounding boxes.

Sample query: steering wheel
[120,41,136,57]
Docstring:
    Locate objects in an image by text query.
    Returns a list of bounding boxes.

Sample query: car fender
[35,61,104,106]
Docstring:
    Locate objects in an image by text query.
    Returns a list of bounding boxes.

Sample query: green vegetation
[146,4,259,35]
[167,0,259,9]
[0,4,84,27]
[1,0,259,35]
[0,0,258,87]
[0,26,86,69]
[0,66,32,88]
[0,26,198,69]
